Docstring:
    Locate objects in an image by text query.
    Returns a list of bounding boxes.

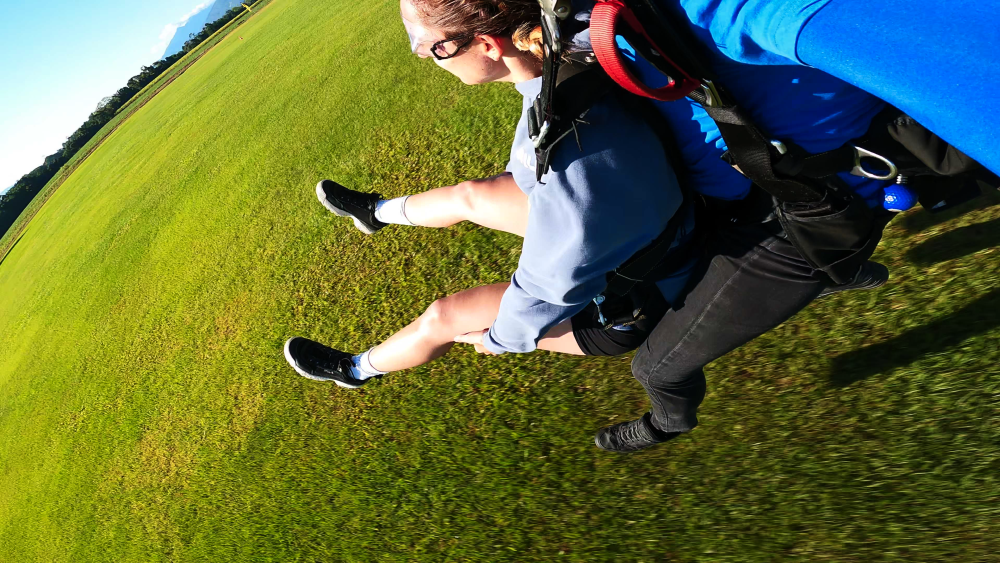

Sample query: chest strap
[529,55,616,182]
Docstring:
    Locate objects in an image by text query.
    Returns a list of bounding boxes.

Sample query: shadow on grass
[905,217,1000,266]
[897,184,1000,234]
[829,287,1000,387]
[0,232,26,270]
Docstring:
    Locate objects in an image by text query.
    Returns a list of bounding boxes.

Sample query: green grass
[0,0,997,560]
[0,0,274,260]
[114,0,272,115]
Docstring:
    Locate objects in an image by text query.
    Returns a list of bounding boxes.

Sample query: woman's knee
[451,180,485,217]
[418,297,458,337]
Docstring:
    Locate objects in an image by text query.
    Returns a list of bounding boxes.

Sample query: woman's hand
[454,329,497,356]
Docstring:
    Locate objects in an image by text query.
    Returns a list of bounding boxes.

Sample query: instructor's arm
[795,0,999,175]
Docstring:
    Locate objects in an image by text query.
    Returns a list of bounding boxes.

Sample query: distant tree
[0,43,192,238]
[96,96,114,111]
[0,3,248,239]
[181,6,246,53]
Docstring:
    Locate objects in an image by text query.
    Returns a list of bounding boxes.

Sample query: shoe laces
[332,354,356,377]
[308,342,351,374]
[342,189,379,211]
[618,419,648,446]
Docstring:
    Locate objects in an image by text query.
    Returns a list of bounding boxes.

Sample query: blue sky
[0,0,216,191]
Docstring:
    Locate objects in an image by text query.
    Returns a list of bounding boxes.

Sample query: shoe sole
[315,181,380,235]
[818,262,889,298]
[283,337,363,388]
[594,435,614,452]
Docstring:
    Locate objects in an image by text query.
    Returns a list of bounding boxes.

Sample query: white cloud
[150,1,213,57]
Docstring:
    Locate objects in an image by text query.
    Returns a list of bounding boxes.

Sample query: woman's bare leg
[535,320,585,355]
[402,173,529,236]
[366,282,584,373]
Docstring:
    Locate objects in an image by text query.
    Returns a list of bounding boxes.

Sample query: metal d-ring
[852,145,898,181]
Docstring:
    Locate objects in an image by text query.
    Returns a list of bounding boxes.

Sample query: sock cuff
[357,349,388,376]
[374,196,414,226]
[398,195,412,225]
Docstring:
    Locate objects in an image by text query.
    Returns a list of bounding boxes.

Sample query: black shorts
[570,287,670,357]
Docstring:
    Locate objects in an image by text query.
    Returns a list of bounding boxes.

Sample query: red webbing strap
[590,0,701,102]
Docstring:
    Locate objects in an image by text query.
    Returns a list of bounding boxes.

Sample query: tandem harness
[530,0,999,290]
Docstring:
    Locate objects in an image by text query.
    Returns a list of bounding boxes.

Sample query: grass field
[0,0,998,560]
[0,0,275,261]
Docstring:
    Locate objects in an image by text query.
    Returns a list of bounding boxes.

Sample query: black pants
[630,219,831,433]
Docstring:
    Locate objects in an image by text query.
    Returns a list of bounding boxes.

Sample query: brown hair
[410,0,546,59]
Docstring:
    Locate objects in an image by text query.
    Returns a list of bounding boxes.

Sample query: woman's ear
[477,35,505,61]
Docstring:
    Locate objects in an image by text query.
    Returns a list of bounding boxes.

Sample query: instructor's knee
[631,349,655,385]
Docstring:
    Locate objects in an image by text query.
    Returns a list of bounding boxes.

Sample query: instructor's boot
[818,261,889,298]
[594,413,680,453]
[316,179,387,234]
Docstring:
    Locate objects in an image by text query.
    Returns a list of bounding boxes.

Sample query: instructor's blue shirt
[566,1,894,205]
[640,1,893,205]
[659,0,1000,177]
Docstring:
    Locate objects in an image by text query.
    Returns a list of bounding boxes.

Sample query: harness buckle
[851,145,898,181]
[699,80,722,108]
[593,294,610,327]
[540,0,572,20]
[531,120,552,149]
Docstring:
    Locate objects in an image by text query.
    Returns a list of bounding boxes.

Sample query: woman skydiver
[284,0,705,448]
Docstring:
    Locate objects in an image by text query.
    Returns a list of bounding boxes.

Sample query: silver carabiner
[851,145,898,181]
[593,294,608,327]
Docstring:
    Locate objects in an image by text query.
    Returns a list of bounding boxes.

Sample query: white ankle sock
[350,349,388,381]
[374,196,413,226]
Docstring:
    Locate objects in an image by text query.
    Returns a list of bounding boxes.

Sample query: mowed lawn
[0,0,998,560]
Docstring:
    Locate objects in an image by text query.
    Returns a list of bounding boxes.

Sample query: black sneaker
[818,261,890,298]
[594,413,680,453]
[315,179,387,235]
[283,337,371,388]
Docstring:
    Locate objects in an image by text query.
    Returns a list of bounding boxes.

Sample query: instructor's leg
[630,222,826,434]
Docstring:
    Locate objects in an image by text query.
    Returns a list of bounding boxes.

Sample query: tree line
[0,6,247,239]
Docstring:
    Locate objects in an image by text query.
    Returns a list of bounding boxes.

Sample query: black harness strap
[774,144,859,180]
[704,105,825,202]
[603,214,697,297]
[531,56,616,181]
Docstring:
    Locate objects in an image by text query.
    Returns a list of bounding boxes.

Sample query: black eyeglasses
[430,36,474,60]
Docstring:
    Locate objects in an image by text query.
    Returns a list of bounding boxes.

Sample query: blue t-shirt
[563,1,893,205]
[659,0,998,182]
[484,77,696,354]
[797,0,999,176]
[634,1,894,205]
